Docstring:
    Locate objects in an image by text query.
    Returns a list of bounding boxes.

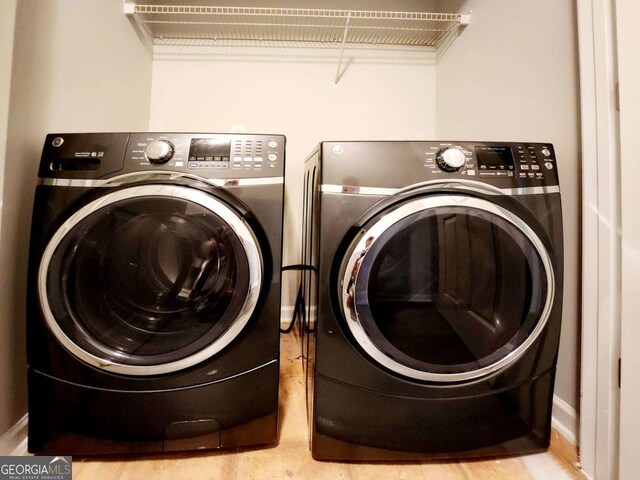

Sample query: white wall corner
[0,414,29,456]
[552,395,578,446]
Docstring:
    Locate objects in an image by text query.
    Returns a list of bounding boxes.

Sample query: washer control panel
[40,132,286,180]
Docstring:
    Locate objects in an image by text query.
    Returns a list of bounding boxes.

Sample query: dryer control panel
[39,132,286,179]
[320,141,559,191]
[425,142,557,184]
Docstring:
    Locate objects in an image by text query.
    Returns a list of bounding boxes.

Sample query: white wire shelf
[126,4,469,46]
[124,3,470,83]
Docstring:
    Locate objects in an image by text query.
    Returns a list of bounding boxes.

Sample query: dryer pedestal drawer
[28,361,279,456]
[312,369,555,461]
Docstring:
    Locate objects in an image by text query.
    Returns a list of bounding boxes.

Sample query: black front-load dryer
[301,141,563,461]
[27,132,285,455]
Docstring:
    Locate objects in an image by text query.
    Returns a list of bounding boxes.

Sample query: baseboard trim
[280,306,296,326]
[0,414,29,456]
[280,305,316,328]
[552,395,578,445]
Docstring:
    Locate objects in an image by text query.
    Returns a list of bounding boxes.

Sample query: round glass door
[39,184,262,375]
[340,195,554,382]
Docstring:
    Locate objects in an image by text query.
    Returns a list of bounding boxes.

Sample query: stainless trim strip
[506,186,560,195]
[320,184,401,196]
[340,194,555,383]
[38,184,263,376]
[321,181,560,196]
[40,171,284,188]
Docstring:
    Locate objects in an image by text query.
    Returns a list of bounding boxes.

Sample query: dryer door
[39,184,262,376]
[340,194,554,382]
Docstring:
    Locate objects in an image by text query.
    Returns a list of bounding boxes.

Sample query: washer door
[340,194,554,382]
[39,184,262,375]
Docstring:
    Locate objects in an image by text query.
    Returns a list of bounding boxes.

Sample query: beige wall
[0,0,152,437]
[435,0,581,437]
[0,1,18,239]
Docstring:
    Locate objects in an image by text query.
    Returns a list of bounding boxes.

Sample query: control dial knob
[436,147,467,172]
[145,140,175,164]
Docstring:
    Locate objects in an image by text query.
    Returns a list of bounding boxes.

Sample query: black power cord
[280,264,316,334]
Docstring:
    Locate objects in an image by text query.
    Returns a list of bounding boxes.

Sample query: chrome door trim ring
[40,172,284,188]
[320,181,560,196]
[38,184,263,376]
[340,194,555,383]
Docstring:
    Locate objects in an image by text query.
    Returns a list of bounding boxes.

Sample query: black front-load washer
[301,141,563,460]
[27,132,285,455]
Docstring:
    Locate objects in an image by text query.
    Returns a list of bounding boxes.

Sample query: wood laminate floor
[72,330,584,479]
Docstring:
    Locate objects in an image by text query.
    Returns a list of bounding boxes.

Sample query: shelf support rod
[335,12,352,85]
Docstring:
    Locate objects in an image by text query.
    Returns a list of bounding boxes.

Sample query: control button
[531,164,540,171]
[233,156,242,162]
[542,148,551,156]
[189,156,196,161]
[205,156,213,161]
[519,173,527,178]
[233,162,242,168]
[189,162,197,168]
[244,163,252,168]
[436,147,466,172]
[243,156,253,162]
[521,164,530,170]
[269,163,276,168]
[268,153,277,161]
[196,156,205,161]
[52,137,64,147]
[145,139,175,164]
[467,170,475,176]
[268,140,278,148]
[222,156,229,162]
[545,162,554,170]
[528,173,535,178]
[254,156,263,162]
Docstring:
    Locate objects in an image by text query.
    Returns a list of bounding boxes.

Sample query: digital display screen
[475,146,514,170]
[189,138,231,161]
